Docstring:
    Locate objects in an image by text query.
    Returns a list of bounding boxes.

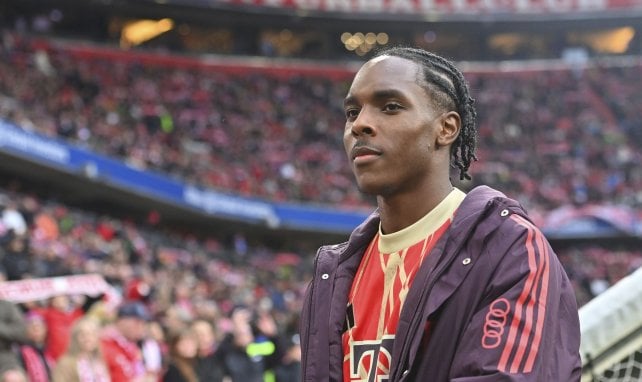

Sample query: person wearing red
[34,295,84,361]
[100,302,149,382]
[19,312,53,382]
[300,47,581,381]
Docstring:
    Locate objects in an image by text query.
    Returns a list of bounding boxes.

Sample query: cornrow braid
[375,47,478,180]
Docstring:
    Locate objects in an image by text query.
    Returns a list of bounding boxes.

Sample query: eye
[382,103,404,112]
[345,108,360,121]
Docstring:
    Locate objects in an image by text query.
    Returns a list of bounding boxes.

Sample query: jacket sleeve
[0,301,28,343]
[449,214,581,381]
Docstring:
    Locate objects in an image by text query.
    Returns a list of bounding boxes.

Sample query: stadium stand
[1,177,641,380]
[0,181,311,379]
[2,32,642,218]
[1,0,642,379]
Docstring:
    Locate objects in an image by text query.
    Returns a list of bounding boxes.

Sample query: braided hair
[375,47,478,180]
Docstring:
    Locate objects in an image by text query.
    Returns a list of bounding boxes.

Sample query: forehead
[27,319,46,327]
[76,323,97,333]
[347,55,424,98]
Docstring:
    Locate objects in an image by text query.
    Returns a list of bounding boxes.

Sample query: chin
[356,180,392,197]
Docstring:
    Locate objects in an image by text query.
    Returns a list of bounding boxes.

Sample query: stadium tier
[1,33,642,239]
[1,29,641,293]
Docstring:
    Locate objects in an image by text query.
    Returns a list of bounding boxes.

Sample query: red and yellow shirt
[342,188,466,381]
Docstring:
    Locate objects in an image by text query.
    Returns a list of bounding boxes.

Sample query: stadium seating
[2,32,641,215]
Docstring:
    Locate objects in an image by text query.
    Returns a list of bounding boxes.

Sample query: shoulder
[473,206,573,302]
[0,302,24,319]
[458,186,540,241]
[316,242,347,268]
[474,202,551,264]
[314,209,380,270]
[458,187,558,274]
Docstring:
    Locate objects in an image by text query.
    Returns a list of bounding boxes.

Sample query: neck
[377,181,454,234]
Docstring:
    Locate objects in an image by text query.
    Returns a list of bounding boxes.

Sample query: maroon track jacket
[300,186,581,381]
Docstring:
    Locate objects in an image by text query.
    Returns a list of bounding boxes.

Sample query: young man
[300,47,581,381]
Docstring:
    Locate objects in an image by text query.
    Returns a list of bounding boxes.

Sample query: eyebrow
[344,88,408,108]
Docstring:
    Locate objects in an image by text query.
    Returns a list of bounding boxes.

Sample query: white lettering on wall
[324,0,353,11]
[294,0,323,11]
[576,0,608,10]
[356,0,385,12]
[389,0,416,12]
[0,121,70,164]
[545,0,575,11]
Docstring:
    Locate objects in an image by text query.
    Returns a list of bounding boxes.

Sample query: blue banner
[0,119,369,233]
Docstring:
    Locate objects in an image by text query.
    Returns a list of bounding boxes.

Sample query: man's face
[26,320,47,344]
[118,317,147,342]
[343,56,447,197]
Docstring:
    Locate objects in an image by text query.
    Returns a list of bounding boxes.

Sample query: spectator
[273,315,301,382]
[33,295,85,361]
[18,311,52,382]
[140,331,163,382]
[147,321,168,364]
[100,302,151,382]
[217,306,281,382]
[2,31,642,217]
[52,317,110,382]
[0,236,31,281]
[162,328,199,382]
[273,333,301,382]
[190,319,225,382]
[0,300,27,374]
[1,202,27,237]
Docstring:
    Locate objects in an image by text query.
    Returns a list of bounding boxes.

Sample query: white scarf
[76,356,111,382]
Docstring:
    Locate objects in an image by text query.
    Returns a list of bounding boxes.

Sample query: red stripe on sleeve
[523,226,550,372]
[497,215,550,374]
[497,216,538,372]
[509,215,548,373]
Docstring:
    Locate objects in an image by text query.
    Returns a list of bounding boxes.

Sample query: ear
[436,111,461,148]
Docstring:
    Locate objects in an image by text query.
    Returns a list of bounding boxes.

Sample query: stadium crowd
[1,31,642,381]
[0,183,309,381]
[0,180,640,380]
[1,32,642,214]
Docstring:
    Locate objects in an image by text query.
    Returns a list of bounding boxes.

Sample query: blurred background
[0,1,641,381]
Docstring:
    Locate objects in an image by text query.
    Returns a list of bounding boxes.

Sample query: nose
[350,107,376,137]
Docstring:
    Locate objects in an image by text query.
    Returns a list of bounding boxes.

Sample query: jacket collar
[389,185,525,379]
[344,185,514,253]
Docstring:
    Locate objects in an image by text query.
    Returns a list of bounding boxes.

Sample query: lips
[351,145,382,161]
